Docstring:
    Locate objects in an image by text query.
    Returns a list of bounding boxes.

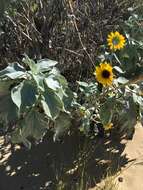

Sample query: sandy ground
[118,123,143,190]
[90,123,143,190]
[0,124,143,190]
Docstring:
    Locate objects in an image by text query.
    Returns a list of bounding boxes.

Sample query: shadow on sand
[0,131,133,190]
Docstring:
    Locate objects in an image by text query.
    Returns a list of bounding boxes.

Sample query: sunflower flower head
[107,31,126,51]
[94,62,114,86]
[104,123,113,131]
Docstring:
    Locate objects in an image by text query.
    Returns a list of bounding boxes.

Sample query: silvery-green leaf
[0,80,13,96]
[77,81,89,87]
[23,55,38,74]
[11,111,48,145]
[32,74,45,91]
[11,81,37,111]
[22,110,48,140]
[36,59,58,72]
[5,71,26,79]
[0,93,18,124]
[44,75,60,91]
[114,66,124,73]
[0,62,25,79]
[117,77,129,84]
[41,87,63,119]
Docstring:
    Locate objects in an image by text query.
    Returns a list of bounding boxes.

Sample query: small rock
[118,177,123,182]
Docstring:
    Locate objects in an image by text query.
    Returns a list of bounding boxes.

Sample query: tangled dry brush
[0,0,135,81]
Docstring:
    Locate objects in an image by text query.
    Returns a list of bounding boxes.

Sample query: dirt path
[90,123,143,190]
[118,124,143,190]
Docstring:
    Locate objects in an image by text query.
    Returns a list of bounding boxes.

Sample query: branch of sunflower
[111,74,143,94]
[67,0,95,67]
[125,74,143,86]
[99,74,143,100]
[122,75,143,96]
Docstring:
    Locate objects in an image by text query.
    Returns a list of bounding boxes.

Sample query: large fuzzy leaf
[11,110,48,146]
[23,56,38,74]
[0,80,14,96]
[23,56,58,74]
[32,73,45,92]
[36,59,58,72]
[22,110,48,140]
[44,75,60,91]
[11,127,32,149]
[62,88,75,111]
[11,81,37,111]
[0,93,18,124]
[0,62,26,79]
[41,87,64,120]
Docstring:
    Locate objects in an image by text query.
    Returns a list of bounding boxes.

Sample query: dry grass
[56,168,119,190]
[0,0,138,81]
[96,174,119,190]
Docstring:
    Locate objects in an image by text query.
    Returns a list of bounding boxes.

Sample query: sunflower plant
[0,55,76,147]
[76,11,143,139]
[0,10,143,146]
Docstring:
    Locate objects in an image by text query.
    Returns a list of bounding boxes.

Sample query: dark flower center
[112,37,120,45]
[102,70,110,78]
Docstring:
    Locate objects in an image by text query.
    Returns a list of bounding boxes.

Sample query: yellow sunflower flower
[107,31,126,51]
[94,62,114,86]
[104,123,113,131]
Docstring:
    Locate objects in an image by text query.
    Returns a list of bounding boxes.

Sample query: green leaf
[113,53,122,65]
[23,55,38,74]
[5,71,26,79]
[77,81,89,87]
[77,81,97,96]
[11,110,48,146]
[62,88,75,111]
[48,67,60,75]
[22,110,48,140]
[44,75,60,91]
[133,93,143,106]
[36,59,58,72]
[0,62,26,79]
[0,93,18,124]
[11,84,22,110]
[11,127,32,149]
[11,128,30,146]
[11,81,37,111]
[32,74,45,91]
[116,77,129,84]
[41,87,64,120]
[53,112,71,141]
[0,80,13,96]
[113,66,124,74]
[99,97,115,125]
[56,74,68,87]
